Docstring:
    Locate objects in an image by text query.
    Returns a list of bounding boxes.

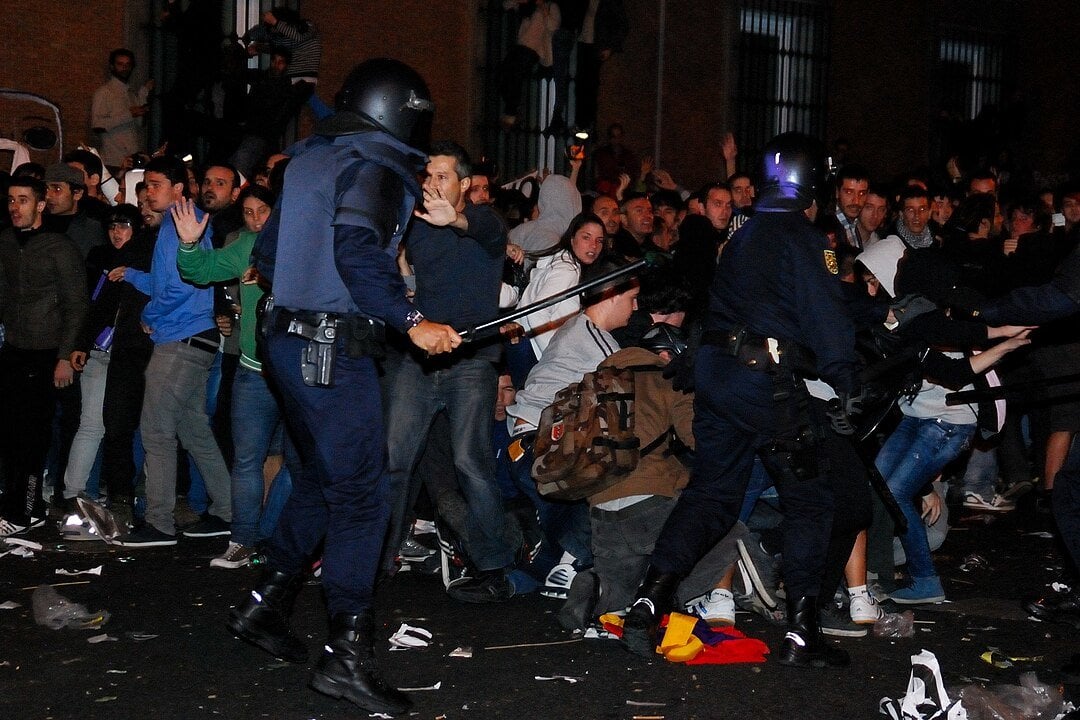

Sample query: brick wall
[0,3,127,159]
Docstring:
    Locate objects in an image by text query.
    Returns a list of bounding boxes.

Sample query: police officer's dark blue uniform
[225,59,461,717]
[621,133,860,667]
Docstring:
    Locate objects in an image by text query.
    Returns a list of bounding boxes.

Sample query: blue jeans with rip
[876,415,974,580]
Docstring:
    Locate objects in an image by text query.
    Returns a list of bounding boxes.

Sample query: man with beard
[91,49,153,170]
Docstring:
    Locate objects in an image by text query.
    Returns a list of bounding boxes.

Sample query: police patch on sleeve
[823,249,839,275]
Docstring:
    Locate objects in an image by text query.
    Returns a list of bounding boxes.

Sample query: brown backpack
[532,365,666,500]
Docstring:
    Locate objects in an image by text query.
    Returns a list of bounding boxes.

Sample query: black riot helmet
[331,58,435,148]
[756,131,824,212]
[638,322,688,358]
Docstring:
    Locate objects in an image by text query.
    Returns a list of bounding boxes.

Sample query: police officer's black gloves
[825,388,865,436]
[662,349,695,393]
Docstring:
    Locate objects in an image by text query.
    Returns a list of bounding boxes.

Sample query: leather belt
[179,330,219,354]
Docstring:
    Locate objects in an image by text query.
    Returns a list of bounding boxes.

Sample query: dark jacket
[0,226,89,357]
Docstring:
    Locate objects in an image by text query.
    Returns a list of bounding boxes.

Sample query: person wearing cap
[43,163,106,259]
[224,59,457,717]
[0,177,88,537]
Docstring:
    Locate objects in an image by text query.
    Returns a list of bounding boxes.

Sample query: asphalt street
[2,494,1078,720]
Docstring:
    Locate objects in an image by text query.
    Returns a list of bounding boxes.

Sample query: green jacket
[176,230,264,370]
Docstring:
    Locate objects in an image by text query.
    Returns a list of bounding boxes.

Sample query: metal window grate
[734,0,829,171]
[935,26,1006,122]
[479,0,578,184]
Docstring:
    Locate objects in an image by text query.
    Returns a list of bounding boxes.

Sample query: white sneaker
[540,563,576,599]
[963,491,1015,512]
[849,591,884,624]
[210,542,254,569]
[0,516,43,538]
[685,588,736,627]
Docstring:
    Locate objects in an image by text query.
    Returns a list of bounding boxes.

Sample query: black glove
[825,388,865,436]
[662,349,695,393]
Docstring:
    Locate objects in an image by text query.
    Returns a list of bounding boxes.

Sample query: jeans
[63,350,109,499]
[961,445,998,501]
[385,354,513,572]
[590,496,747,615]
[230,366,293,547]
[876,415,974,580]
[508,439,592,567]
[185,349,223,514]
[140,341,231,535]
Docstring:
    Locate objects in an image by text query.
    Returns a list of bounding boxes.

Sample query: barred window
[735,0,829,170]
[936,29,1006,122]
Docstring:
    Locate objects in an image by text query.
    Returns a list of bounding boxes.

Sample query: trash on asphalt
[955,672,1065,720]
[31,585,110,630]
[388,623,431,650]
[874,611,916,638]
[397,681,441,691]
[879,649,965,719]
[448,646,472,658]
[0,601,20,610]
[56,565,103,577]
[583,626,618,640]
[535,675,584,683]
[959,554,990,573]
[75,496,124,543]
[87,633,117,644]
[2,537,42,551]
[980,647,1044,669]
[125,631,159,641]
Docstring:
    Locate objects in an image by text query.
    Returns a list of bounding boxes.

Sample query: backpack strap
[640,425,675,457]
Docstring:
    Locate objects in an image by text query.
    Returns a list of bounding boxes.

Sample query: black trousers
[100,340,152,501]
[0,346,58,523]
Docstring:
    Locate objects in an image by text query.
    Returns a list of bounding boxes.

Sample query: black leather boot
[227,569,308,663]
[621,566,681,659]
[776,595,850,668]
[310,613,412,716]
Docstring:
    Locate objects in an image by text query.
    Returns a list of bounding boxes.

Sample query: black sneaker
[445,570,512,603]
[737,536,780,610]
[180,513,231,538]
[114,525,177,547]
[820,603,868,638]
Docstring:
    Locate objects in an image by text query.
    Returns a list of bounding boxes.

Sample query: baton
[457,251,668,341]
[945,372,1080,406]
[854,438,907,534]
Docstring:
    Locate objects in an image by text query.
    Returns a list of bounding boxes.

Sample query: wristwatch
[405,309,425,328]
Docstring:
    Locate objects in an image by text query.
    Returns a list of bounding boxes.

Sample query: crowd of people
[2,18,1080,716]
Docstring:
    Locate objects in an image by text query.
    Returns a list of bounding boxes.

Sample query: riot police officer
[226,59,460,716]
[621,132,861,668]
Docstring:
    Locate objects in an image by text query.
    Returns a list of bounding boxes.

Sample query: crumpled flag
[599,612,769,664]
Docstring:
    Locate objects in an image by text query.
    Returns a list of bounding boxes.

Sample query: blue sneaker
[889,576,945,604]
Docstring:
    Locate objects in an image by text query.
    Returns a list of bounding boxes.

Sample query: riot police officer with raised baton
[225,59,460,716]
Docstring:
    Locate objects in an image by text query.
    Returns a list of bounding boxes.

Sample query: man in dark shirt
[384,140,517,603]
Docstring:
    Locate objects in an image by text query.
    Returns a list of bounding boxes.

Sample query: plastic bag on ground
[31,585,110,630]
[955,672,1064,720]
[875,610,916,638]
